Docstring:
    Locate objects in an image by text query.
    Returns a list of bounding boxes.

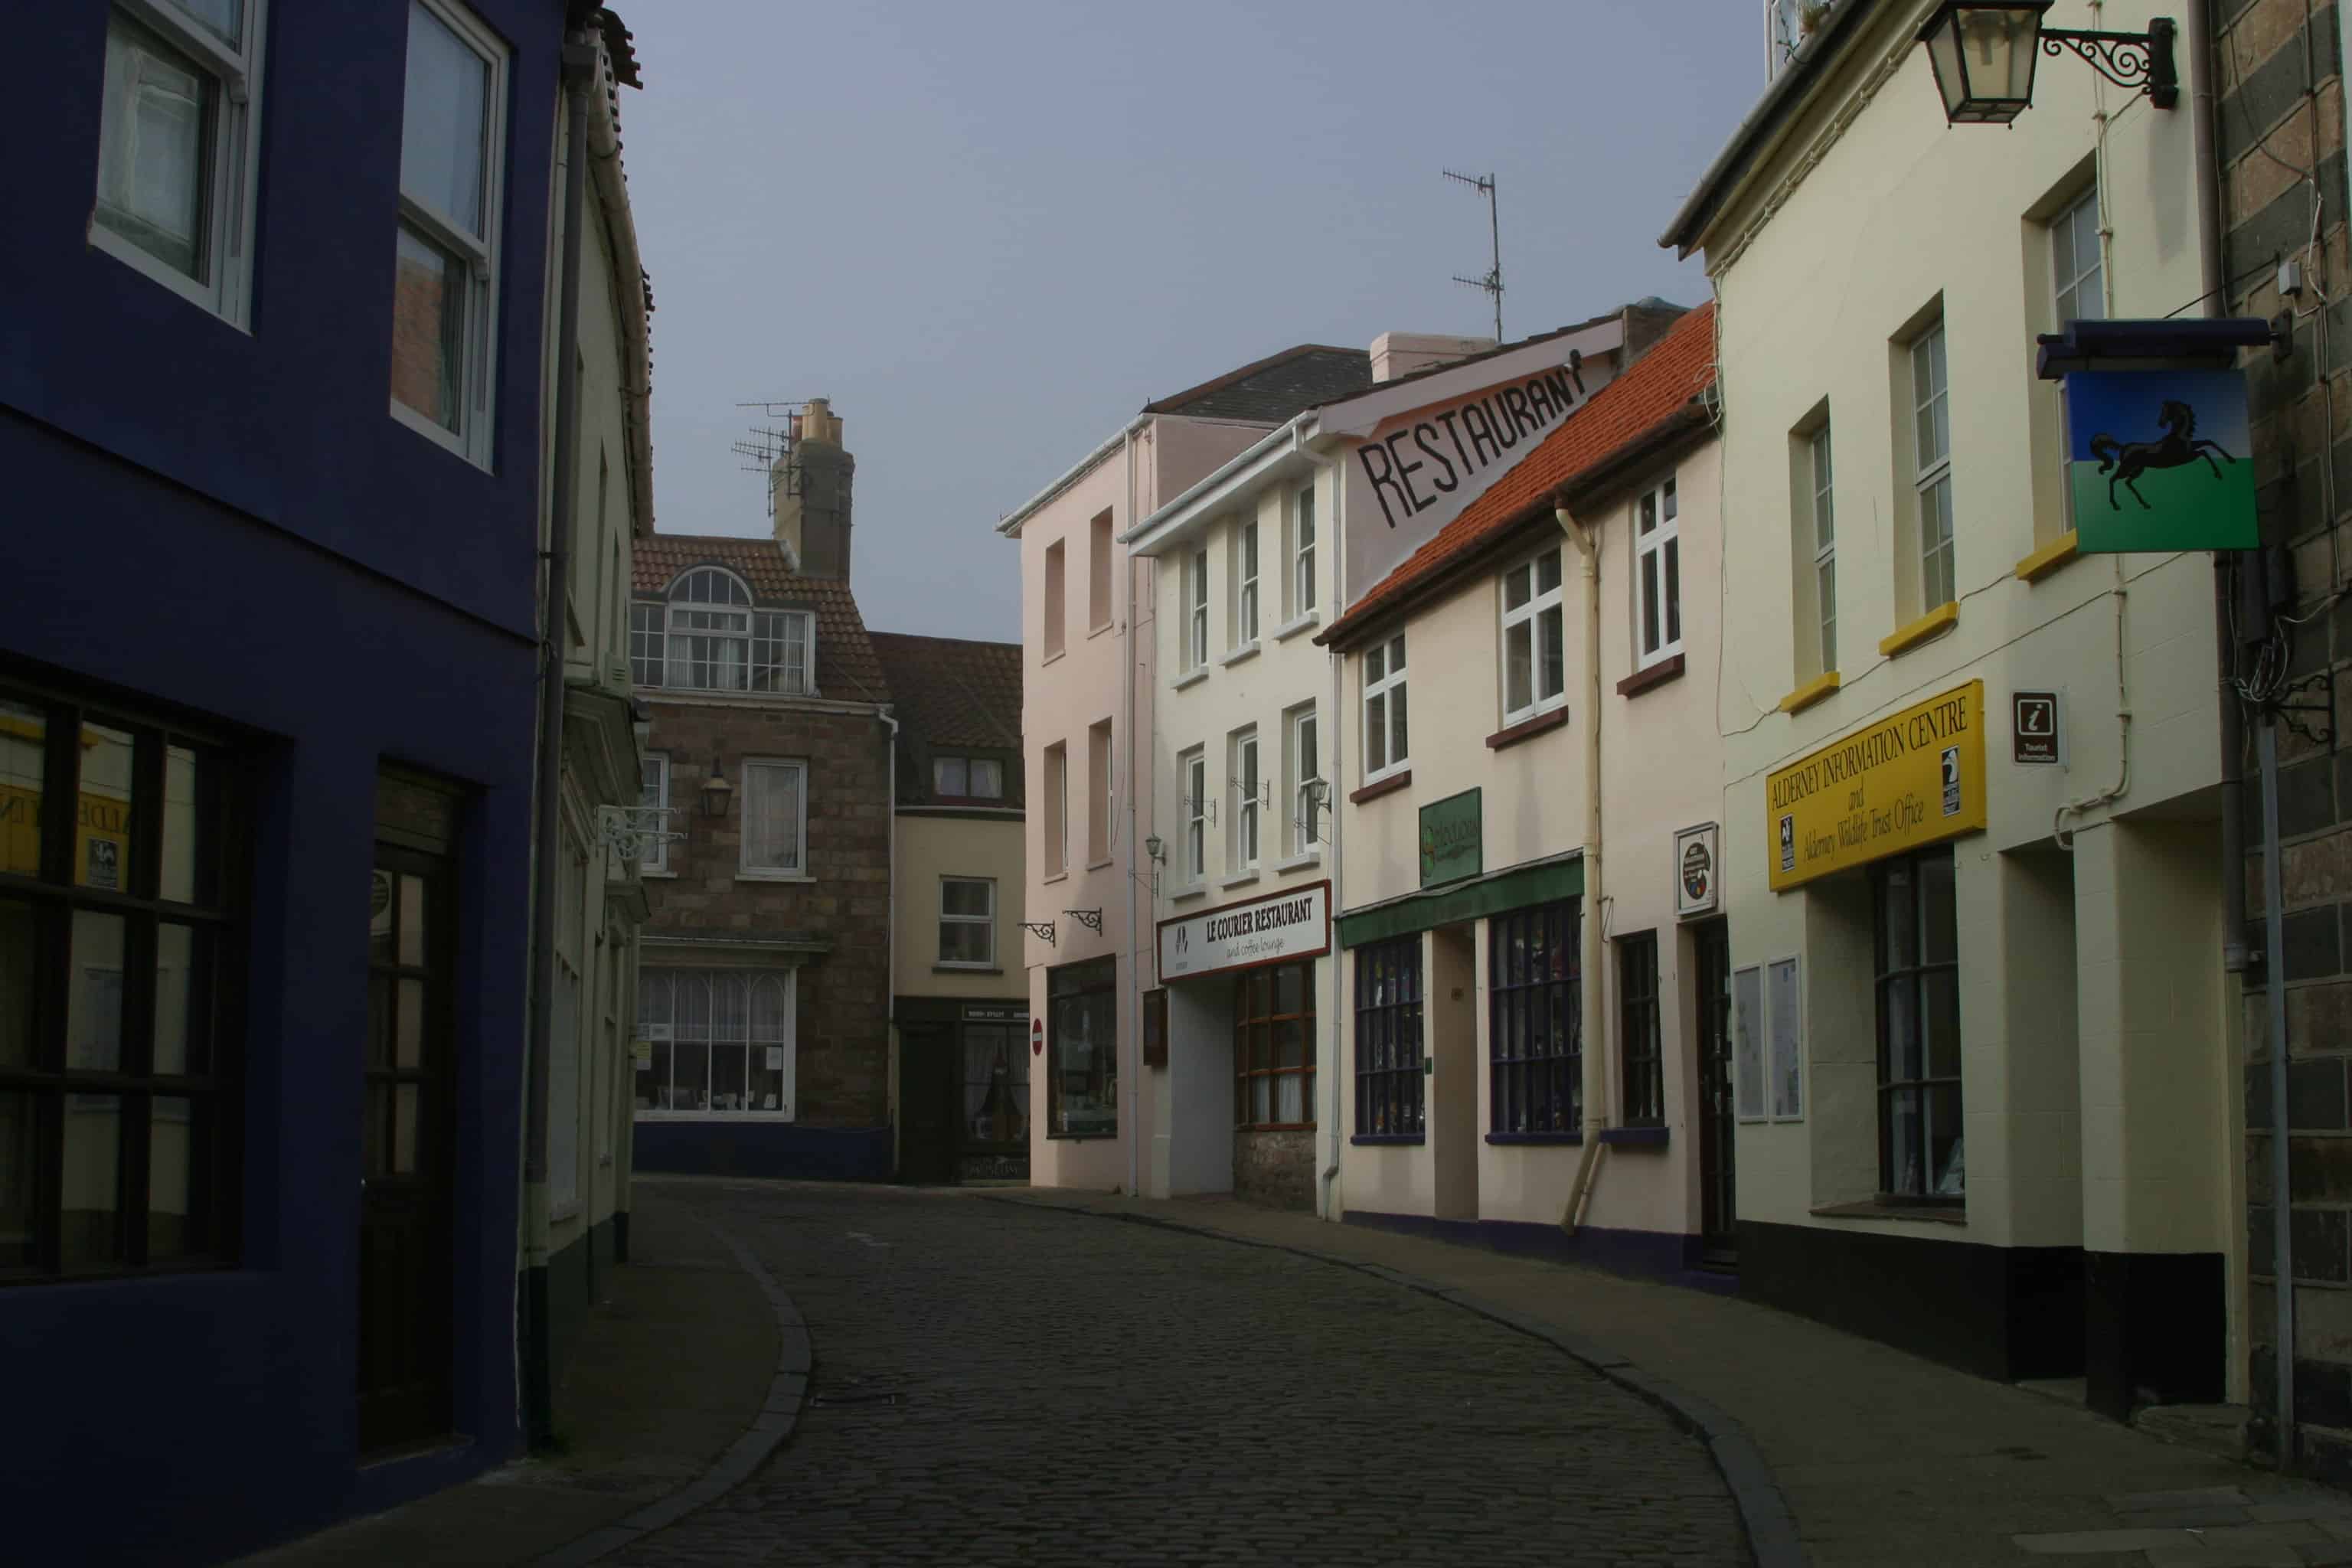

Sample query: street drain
[809,1390,901,1408]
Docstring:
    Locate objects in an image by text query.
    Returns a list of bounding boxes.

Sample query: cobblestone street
[616,1183,1747,1567]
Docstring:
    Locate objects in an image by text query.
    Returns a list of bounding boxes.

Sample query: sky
[619,2,1769,644]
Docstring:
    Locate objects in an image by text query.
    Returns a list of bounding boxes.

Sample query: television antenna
[1444,168,1503,343]
[729,399,808,504]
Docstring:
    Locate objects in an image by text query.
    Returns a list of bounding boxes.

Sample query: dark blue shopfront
[0,2,568,1562]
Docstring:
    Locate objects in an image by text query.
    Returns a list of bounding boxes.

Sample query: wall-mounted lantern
[699,753,733,819]
[1916,2,2176,126]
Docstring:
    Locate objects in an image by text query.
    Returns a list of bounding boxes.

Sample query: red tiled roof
[1318,302,1719,648]
[632,533,890,701]
[868,632,1022,752]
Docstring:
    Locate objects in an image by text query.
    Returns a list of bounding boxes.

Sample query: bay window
[635,969,794,1116]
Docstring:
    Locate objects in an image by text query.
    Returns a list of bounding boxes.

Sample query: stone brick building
[2221,0,2352,1478]
[629,401,900,1180]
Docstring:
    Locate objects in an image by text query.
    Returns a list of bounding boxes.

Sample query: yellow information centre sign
[1765,680,1987,891]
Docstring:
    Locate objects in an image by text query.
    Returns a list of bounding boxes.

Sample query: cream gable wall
[893,815,1026,1001]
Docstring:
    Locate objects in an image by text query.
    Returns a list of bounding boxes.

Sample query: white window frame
[1292,483,1318,617]
[2051,185,2104,327]
[633,967,797,1121]
[1187,547,1210,671]
[1045,742,1068,877]
[1236,518,1260,648]
[1912,322,1955,612]
[1231,727,1260,871]
[1286,703,1320,858]
[632,569,815,695]
[1181,747,1208,885]
[1362,632,1409,783]
[639,752,671,874]
[390,0,509,468]
[1634,477,1683,670]
[938,876,997,969]
[1810,426,1837,673]
[737,757,808,880]
[1499,546,1566,726]
[91,0,268,329]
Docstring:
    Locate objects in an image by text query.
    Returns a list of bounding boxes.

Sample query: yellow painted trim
[1777,671,1842,714]
[2013,531,2079,584]
[1877,601,1958,659]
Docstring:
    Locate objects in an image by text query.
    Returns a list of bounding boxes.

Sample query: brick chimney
[773,397,854,579]
[1368,332,1497,384]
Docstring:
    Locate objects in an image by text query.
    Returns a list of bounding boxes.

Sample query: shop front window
[962,1023,1028,1148]
[1488,901,1580,1136]
[1874,848,1962,1199]
[635,968,794,1116]
[1353,937,1424,1139]
[1236,962,1315,1129]
[1047,956,1117,1136]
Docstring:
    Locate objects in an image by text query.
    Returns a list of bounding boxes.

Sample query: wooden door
[1694,920,1738,1264]
[358,848,455,1452]
[897,1027,957,1184]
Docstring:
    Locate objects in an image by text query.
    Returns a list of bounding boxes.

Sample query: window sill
[1220,642,1261,668]
[1599,1125,1670,1148]
[736,872,815,884]
[1040,649,1067,669]
[1487,707,1569,751]
[1616,652,1686,698]
[1086,857,1115,871]
[390,399,488,469]
[635,1111,799,1123]
[1087,620,1116,640]
[1778,670,1841,715]
[1168,885,1210,903]
[1041,871,1070,886]
[1270,849,1322,872]
[1485,1130,1583,1145]
[549,1200,584,1225]
[1174,667,1210,691]
[1220,870,1263,890]
[2014,530,2080,585]
[1272,611,1321,642]
[1877,600,1958,659]
[640,868,680,880]
[1351,1133,1426,1146]
[933,965,1003,975]
[1046,1131,1120,1142]
[1351,769,1412,805]
[1809,1199,1966,1226]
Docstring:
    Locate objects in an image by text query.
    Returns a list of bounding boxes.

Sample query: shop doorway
[897,1026,957,1184]
[1430,923,1479,1221]
[358,846,456,1452]
[959,1022,1029,1174]
[1694,919,1737,1266]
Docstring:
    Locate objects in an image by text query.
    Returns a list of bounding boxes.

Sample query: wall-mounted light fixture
[1916,2,2176,126]
[1143,834,1166,864]
[699,753,733,819]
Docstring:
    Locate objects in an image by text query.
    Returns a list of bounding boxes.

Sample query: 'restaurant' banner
[1158,880,1331,983]
[1766,681,1986,891]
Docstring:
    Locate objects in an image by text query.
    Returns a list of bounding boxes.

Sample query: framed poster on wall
[1768,956,1803,1122]
[1733,964,1766,1122]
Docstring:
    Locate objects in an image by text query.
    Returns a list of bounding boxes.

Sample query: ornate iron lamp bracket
[2041,21,2177,107]
[2269,670,2337,749]
[1020,920,1057,946]
[1063,908,1104,934]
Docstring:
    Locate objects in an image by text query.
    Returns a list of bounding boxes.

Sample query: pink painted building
[1000,347,1373,1192]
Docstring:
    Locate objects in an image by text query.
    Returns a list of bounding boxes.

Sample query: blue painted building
[0,2,569,1560]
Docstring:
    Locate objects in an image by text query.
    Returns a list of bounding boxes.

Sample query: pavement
[237,1178,2352,1568]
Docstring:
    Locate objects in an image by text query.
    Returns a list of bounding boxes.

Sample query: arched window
[628,567,814,694]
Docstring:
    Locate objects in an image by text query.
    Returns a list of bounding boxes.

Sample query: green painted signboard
[2063,368,2257,553]
[1418,788,1481,889]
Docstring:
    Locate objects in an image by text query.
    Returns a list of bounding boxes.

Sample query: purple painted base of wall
[634,1122,893,1183]
[1342,1209,1735,1295]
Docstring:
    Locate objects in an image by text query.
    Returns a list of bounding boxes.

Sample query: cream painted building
[1315,306,1731,1271]
[874,632,1030,1184]
[1001,346,1376,1194]
[1663,0,2239,1416]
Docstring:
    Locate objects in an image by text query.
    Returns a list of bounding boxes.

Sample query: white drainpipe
[1557,501,1608,1230]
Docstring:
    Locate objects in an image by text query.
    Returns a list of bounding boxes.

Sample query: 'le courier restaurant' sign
[1158,880,1331,983]
[1766,681,1987,891]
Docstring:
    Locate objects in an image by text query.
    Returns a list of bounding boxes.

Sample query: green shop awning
[1335,854,1583,949]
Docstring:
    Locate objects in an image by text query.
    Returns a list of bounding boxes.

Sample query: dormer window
[934,756,1004,800]
[629,567,814,694]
